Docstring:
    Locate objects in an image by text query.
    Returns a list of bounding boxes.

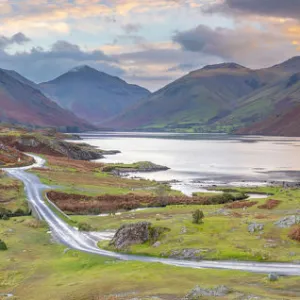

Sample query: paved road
[4,155,300,276]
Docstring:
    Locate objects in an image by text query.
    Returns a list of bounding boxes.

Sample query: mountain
[39,66,150,124]
[218,72,300,130]
[103,63,280,131]
[103,57,300,134]
[0,69,95,131]
[236,73,300,136]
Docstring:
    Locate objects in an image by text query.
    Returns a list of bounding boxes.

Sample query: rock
[180,226,187,234]
[169,249,204,260]
[248,222,264,233]
[274,215,300,228]
[110,222,169,250]
[268,273,279,282]
[153,241,161,248]
[183,285,230,299]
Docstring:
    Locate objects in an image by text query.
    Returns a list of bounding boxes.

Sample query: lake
[77,132,300,195]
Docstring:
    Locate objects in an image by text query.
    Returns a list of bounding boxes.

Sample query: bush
[0,239,7,250]
[2,214,9,220]
[288,226,300,242]
[78,222,93,231]
[192,209,204,224]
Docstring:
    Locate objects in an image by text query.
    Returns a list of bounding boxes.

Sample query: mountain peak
[201,62,247,71]
[69,65,97,73]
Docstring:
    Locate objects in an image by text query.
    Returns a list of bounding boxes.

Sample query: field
[1,216,300,300]
[69,186,300,263]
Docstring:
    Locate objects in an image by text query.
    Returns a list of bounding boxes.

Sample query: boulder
[110,222,169,250]
[274,216,300,228]
[248,222,264,233]
[183,285,230,299]
[268,273,279,282]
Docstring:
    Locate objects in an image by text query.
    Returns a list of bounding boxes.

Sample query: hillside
[103,63,285,132]
[103,57,300,134]
[0,69,94,132]
[218,72,300,130]
[236,73,300,136]
[39,66,150,124]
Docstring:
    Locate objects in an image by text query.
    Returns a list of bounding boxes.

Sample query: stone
[274,216,300,228]
[110,222,169,250]
[183,285,230,299]
[180,226,187,234]
[153,241,161,248]
[268,273,279,282]
[248,222,264,233]
[169,249,204,260]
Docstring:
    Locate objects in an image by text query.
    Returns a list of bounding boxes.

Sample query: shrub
[78,222,93,231]
[288,226,300,242]
[0,239,7,250]
[2,214,9,220]
[258,199,281,210]
[192,209,204,224]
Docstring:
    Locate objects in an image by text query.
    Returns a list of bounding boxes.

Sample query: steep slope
[0,69,94,131]
[104,63,278,131]
[39,66,150,124]
[218,72,300,129]
[236,73,300,136]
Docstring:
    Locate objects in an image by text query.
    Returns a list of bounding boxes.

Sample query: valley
[1,127,300,299]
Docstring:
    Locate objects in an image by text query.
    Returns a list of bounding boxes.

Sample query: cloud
[0,32,31,49]
[173,24,300,67]
[206,0,300,20]
[0,38,123,83]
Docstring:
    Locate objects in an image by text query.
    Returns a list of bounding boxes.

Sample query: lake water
[77,132,300,195]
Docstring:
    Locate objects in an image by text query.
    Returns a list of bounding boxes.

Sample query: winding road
[4,155,300,276]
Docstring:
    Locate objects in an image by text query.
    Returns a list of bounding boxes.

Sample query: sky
[0,0,299,91]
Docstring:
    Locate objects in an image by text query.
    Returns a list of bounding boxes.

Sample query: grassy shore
[67,186,300,263]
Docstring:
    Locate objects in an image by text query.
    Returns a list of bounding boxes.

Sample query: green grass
[1,216,300,300]
[67,186,300,263]
[0,174,28,213]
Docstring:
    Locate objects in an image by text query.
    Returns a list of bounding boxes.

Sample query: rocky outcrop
[0,134,105,161]
[183,285,231,299]
[109,222,169,250]
[274,216,300,228]
[248,222,264,233]
[103,161,169,175]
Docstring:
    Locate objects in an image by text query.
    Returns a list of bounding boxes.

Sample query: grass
[1,217,300,300]
[31,155,162,197]
[0,173,28,213]
[63,186,300,263]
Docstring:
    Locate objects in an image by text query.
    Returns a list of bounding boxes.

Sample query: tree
[192,209,204,224]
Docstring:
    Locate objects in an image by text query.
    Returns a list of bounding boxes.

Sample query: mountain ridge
[39,66,151,124]
[0,68,95,131]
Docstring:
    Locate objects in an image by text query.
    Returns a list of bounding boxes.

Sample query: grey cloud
[0,39,123,83]
[206,0,300,19]
[0,32,31,49]
[172,24,299,67]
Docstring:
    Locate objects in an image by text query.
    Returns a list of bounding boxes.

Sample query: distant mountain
[103,63,279,131]
[236,73,300,136]
[218,72,300,129]
[103,57,300,135]
[39,66,150,124]
[0,69,94,131]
